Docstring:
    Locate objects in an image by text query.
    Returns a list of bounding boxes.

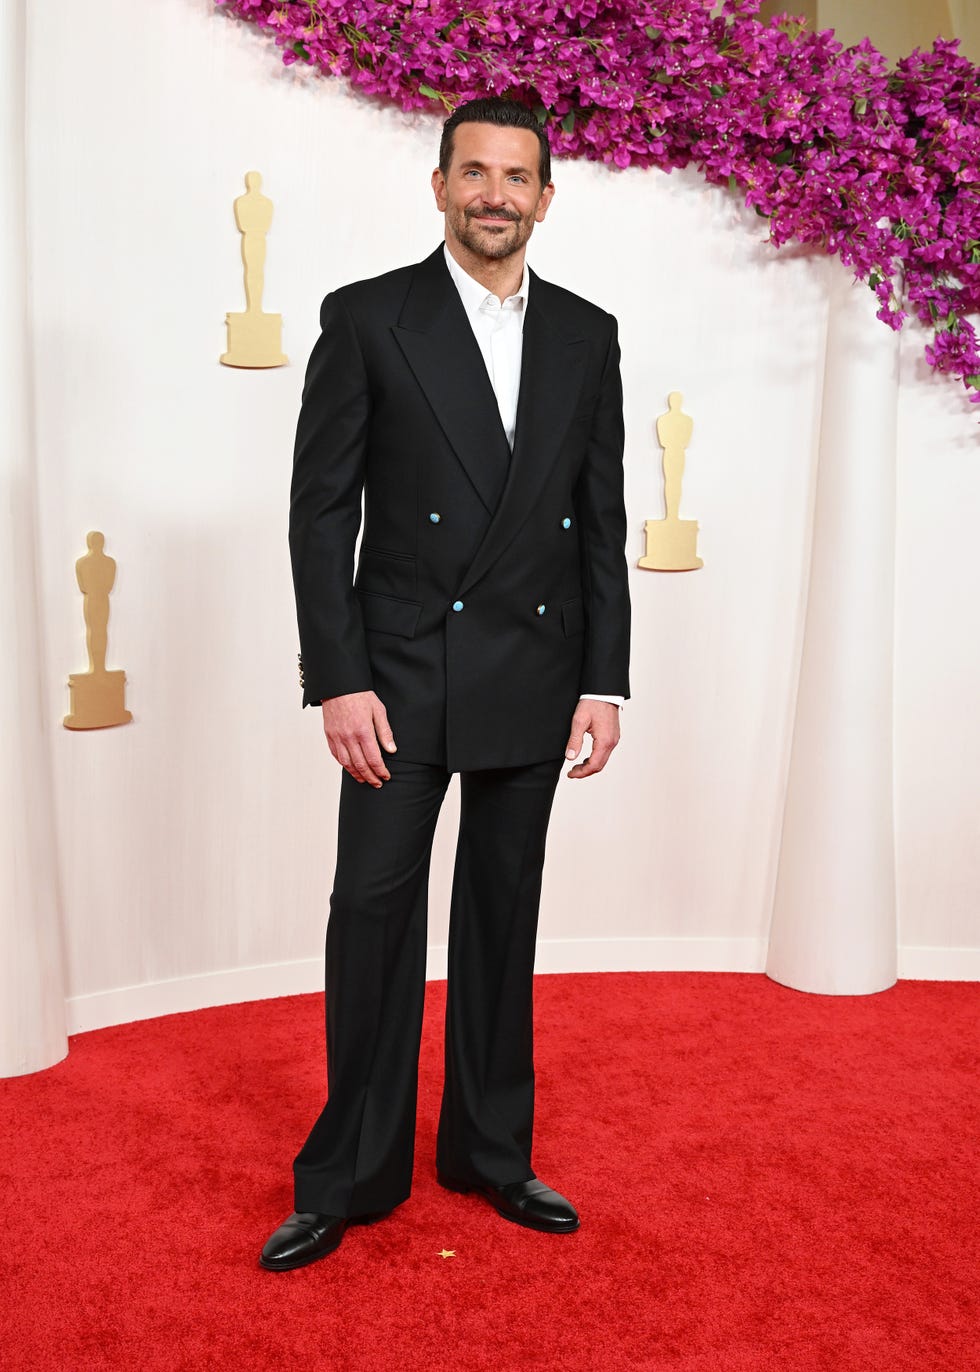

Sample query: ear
[431,166,448,213]
[535,180,556,225]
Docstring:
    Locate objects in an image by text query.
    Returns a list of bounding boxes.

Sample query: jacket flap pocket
[561,596,585,637]
[357,589,422,638]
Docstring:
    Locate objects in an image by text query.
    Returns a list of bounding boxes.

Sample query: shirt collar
[443,241,529,315]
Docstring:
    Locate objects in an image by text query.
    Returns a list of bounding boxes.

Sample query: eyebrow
[458,160,533,175]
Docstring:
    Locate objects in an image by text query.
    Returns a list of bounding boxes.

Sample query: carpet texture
[1,972,977,1371]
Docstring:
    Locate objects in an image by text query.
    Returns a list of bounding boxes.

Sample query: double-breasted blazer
[289,241,631,772]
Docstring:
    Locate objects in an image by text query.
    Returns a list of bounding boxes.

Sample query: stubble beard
[448,202,535,263]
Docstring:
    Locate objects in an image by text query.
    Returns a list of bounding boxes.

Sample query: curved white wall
[1,0,67,1077]
[8,0,978,1050]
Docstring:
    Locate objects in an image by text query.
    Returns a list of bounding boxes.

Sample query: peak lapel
[392,245,511,514]
[456,277,587,598]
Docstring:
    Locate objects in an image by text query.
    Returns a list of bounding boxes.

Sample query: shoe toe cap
[503,1179,580,1228]
[523,1193,579,1226]
[261,1212,344,1264]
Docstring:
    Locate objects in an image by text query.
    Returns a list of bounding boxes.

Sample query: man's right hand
[321,691,397,787]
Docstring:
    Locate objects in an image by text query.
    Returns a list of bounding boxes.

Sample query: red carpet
[1,972,977,1370]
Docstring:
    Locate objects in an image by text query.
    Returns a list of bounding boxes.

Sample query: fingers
[336,727,393,786]
[564,725,585,762]
[565,705,620,779]
[372,701,398,756]
[566,737,615,778]
[322,692,396,786]
[564,704,593,762]
[565,701,621,778]
[349,734,388,786]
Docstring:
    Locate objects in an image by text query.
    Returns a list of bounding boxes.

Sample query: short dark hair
[439,97,551,189]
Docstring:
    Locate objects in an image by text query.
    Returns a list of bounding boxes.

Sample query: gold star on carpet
[438,1249,456,1259]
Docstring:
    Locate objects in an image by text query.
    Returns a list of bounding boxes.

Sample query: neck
[444,233,525,304]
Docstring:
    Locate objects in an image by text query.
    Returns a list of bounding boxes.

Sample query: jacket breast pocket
[356,589,422,638]
[561,596,585,638]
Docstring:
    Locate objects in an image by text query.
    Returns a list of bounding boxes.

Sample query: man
[260,97,631,1272]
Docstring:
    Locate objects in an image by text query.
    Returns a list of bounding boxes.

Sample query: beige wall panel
[758,1,818,28]
[820,0,952,61]
[759,0,962,61]
[948,0,980,60]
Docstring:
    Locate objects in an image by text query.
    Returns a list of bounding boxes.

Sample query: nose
[480,174,507,206]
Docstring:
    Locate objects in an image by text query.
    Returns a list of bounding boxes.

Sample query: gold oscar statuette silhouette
[220,170,288,368]
[63,531,133,729]
[638,391,704,572]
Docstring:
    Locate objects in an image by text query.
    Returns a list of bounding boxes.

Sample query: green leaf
[419,83,440,100]
[967,374,980,389]
[533,102,549,125]
[773,148,795,165]
[561,111,576,133]
[709,83,726,98]
[644,26,662,40]
[293,40,310,62]
[728,173,738,194]
[653,70,673,85]
[853,97,868,116]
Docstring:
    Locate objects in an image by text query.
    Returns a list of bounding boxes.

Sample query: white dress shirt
[443,243,624,712]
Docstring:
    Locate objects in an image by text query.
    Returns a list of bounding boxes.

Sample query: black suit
[288,242,630,1215]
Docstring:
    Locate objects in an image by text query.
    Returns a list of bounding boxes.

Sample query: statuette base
[638,517,704,572]
[64,670,133,730]
[221,312,287,368]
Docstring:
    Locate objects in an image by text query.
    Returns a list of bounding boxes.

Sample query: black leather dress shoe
[258,1209,390,1271]
[437,1173,580,1233]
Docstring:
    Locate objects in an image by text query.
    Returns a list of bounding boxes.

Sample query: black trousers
[293,751,567,1217]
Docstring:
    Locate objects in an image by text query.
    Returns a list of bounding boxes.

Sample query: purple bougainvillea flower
[213,0,980,406]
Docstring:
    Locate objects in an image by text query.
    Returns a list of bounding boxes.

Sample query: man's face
[432,122,555,262]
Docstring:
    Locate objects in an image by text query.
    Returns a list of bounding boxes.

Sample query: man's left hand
[564,701,621,779]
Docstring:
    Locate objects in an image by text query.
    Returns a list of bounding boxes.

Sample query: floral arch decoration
[215,0,980,405]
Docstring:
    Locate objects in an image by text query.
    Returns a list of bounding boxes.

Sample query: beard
[447,200,536,261]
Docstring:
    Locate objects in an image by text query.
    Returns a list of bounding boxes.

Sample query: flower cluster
[214,0,980,402]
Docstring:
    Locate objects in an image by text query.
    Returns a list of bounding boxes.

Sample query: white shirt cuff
[579,693,624,709]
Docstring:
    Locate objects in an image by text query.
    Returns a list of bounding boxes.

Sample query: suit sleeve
[288,290,374,707]
[574,313,631,700]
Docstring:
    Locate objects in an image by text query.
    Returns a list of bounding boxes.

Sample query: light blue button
[429,512,441,523]
[452,600,464,612]
[562,516,571,528]
[536,604,546,615]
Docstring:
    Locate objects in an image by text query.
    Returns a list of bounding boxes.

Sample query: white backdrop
[3,0,978,1074]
